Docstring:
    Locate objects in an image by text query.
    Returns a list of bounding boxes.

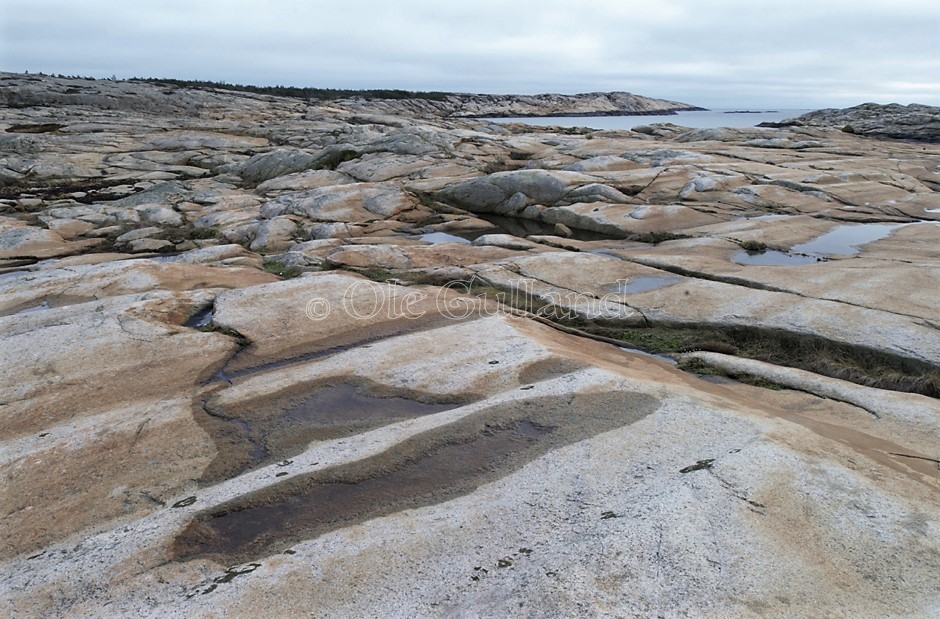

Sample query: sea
[484,109,813,130]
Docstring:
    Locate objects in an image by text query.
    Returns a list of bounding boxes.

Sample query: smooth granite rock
[2,72,939,618]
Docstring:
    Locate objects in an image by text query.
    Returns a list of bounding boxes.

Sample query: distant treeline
[18,72,455,101]
[129,77,453,101]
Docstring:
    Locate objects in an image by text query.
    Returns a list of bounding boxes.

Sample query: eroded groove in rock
[173,390,659,563]
[566,322,940,398]
[413,271,940,397]
[196,379,464,482]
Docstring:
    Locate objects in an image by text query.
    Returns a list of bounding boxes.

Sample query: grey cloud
[1,0,938,108]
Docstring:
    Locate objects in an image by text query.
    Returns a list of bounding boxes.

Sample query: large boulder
[438,169,601,212]
[260,183,417,223]
[0,221,97,259]
[249,216,298,252]
[238,148,320,185]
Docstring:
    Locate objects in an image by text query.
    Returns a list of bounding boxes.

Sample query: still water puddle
[732,249,819,266]
[185,306,214,328]
[791,223,903,255]
[180,420,551,559]
[281,383,455,430]
[419,232,473,245]
[733,222,937,265]
[176,390,659,563]
[200,382,457,481]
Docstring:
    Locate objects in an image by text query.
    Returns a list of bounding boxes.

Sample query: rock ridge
[761,102,940,142]
[331,91,704,118]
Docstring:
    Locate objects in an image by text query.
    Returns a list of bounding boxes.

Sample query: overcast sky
[1,0,938,108]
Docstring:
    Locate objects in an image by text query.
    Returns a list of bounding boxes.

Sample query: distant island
[140,78,704,118]
[11,74,703,119]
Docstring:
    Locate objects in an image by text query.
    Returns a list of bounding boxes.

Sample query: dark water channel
[177,390,659,563]
[199,382,457,482]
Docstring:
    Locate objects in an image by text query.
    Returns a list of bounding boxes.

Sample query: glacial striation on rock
[1,72,939,618]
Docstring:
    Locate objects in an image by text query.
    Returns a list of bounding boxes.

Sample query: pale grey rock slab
[249,216,298,252]
[262,182,415,223]
[129,238,174,252]
[0,225,71,259]
[115,226,163,243]
[238,147,320,184]
[471,234,540,251]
